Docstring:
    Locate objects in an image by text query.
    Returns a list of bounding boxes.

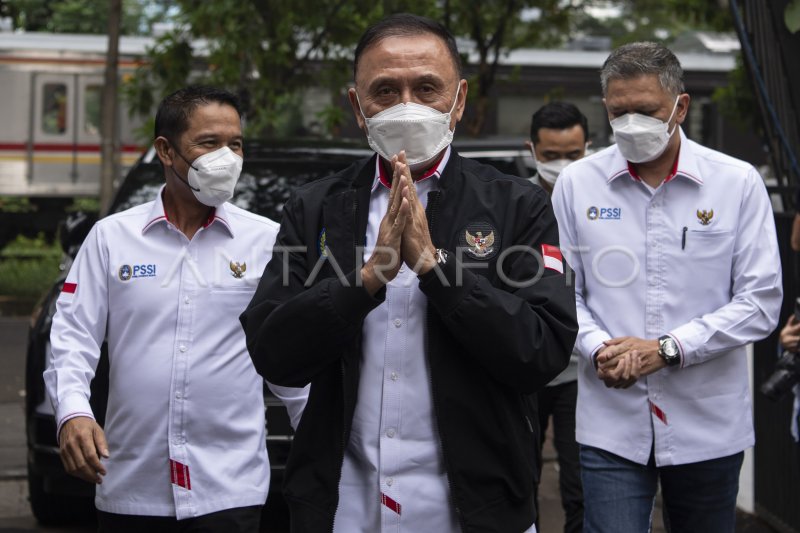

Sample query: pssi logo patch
[586,206,621,220]
[118,264,156,281]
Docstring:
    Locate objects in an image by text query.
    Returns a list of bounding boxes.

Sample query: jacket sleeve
[240,192,384,388]
[418,187,578,393]
[43,223,108,438]
[668,168,783,366]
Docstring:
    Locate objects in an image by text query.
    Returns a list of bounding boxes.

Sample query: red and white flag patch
[170,459,191,490]
[59,282,77,303]
[381,492,402,515]
[62,282,77,294]
[541,244,564,274]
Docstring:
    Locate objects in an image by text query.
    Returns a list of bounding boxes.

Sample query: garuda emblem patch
[696,209,714,226]
[459,221,500,260]
[229,261,247,279]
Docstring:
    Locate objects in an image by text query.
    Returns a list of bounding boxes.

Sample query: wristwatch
[658,335,681,366]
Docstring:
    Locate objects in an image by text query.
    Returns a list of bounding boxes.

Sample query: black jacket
[241,151,578,533]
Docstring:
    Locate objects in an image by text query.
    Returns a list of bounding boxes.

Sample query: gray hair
[600,42,685,97]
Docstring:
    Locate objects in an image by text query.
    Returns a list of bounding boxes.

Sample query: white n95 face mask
[534,157,572,186]
[176,146,243,207]
[357,86,460,170]
[610,95,680,164]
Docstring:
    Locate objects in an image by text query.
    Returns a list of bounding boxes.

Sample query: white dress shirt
[333,149,458,533]
[45,188,308,519]
[551,130,782,466]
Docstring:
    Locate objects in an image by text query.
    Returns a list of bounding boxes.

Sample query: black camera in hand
[760,297,800,401]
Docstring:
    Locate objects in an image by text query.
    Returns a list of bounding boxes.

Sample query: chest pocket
[685,229,735,259]
[209,286,256,315]
[677,228,735,301]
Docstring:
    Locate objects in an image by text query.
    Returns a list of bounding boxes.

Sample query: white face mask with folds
[356,85,460,171]
[609,95,680,164]
[174,146,243,207]
[534,157,572,186]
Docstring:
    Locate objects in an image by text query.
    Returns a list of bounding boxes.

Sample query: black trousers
[97,505,262,533]
[536,380,584,533]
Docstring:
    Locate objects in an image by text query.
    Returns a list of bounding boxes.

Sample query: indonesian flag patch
[541,244,564,274]
[59,282,77,303]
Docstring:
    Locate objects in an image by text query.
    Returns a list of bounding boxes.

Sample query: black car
[24,138,534,525]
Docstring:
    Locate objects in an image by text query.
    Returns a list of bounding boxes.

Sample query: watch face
[663,341,678,357]
[659,337,680,363]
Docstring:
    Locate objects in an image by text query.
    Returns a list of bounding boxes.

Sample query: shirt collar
[371,146,451,193]
[142,185,234,237]
[607,128,704,186]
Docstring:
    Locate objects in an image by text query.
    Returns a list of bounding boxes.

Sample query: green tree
[127,0,590,138]
[444,0,577,135]
[574,0,733,46]
[7,0,150,34]
[126,0,441,138]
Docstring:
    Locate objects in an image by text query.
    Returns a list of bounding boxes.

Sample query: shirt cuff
[668,322,701,367]
[55,393,95,442]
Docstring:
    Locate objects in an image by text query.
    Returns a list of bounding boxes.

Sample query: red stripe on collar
[627,153,680,184]
[378,155,444,189]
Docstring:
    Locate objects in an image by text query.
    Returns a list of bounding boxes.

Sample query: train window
[42,83,67,135]
[85,85,101,135]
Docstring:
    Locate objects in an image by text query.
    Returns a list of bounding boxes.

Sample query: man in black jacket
[241,13,577,533]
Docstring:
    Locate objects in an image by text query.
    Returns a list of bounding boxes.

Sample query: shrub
[0,233,62,303]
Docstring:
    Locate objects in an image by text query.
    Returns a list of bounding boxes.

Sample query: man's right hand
[361,161,410,295]
[58,416,109,484]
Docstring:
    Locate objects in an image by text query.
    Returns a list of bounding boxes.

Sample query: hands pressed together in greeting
[361,152,437,296]
[594,336,667,388]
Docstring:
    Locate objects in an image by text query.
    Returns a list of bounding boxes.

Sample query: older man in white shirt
[551,42,782,533]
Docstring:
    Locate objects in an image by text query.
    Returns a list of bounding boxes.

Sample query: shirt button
[179,345,187,352]
[175,392,182,399]
[390,372,399,381]
[184,297,190,304]
[393,319,402,328]
[386,477,394,486]
[386,428,396,438]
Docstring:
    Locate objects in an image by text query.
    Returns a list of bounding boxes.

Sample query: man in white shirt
[551,42,782,532]
[241,14,577,533]
[45,86,307,532]
[527,101,588,533]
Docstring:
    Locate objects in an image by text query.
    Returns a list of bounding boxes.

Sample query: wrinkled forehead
[354,32,459,82]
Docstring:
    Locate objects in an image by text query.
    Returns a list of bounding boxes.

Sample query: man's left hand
[393,152,437,275]
[597,336,666,377]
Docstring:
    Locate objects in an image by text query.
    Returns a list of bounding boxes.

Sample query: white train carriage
[0,32,151,197]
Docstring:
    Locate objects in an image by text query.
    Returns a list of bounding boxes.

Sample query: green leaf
[786,0,800,33]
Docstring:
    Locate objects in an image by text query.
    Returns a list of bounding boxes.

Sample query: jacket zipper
[424,192,466,530]
[330,192,358,533]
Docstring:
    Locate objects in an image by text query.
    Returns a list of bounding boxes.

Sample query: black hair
[154,85,241,143]
[353,13,462,79]
[530,101,589,144]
